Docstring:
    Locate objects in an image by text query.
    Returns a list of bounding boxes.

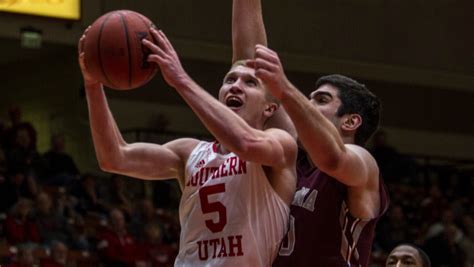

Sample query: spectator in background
[424,208,456,240]
[41,133,79,186]
[69,173,108,217]
[97,208,138,267]
[370,130,418,185]
[3,106,37,151]
[160,211,180,249]
[107,175,132,217]
[55,186,78,225]
[6,243,36,267]
[6,126,42,173]
[442,172,464,201]
[0,167,38,215]
[425,223,466,267]
[424,208,467,267]
[136,223,176,267]
[386,244,431,267]
[39,240,68,267]
[459,215,474,267]
[377,205,413,252]
[130,198,162,242]
[3,198,40,245]
[420,185,448,225]
[33,192,72,246]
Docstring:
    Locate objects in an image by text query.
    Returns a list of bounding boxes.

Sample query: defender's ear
[341,114,362,132]
[263,102,278,118]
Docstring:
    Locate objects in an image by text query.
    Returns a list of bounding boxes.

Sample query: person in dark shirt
[3,198,40,245]
[0,167,37,214]
[6,127,42,178]
[3,106,37,151]
[39,240,68,267]
[41,133,79,186]
[33,192,72,246]
[97,208,138,267]
[69,173,108,217]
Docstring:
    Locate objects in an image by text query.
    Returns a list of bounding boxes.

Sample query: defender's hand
[248,45,293,101]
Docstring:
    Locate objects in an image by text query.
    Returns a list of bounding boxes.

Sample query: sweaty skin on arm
[142,29,296,169]
[142,28,297,205]
[252,45,381,218]
[231,0,378,211]
[78,32,198,188]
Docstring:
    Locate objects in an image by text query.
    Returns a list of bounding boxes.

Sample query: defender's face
[219,65,269,127]
[309,84,343,126]
[386,245,423,267]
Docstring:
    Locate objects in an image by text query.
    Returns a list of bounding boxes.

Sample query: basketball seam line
[98,13,115,88]
[119,11,133,88]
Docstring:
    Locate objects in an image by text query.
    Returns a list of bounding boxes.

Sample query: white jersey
[175,141,290,267]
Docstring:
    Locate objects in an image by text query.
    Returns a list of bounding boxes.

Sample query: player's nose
[229,83,244,94]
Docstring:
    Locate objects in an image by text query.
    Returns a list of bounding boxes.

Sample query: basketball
[83,10,158,90]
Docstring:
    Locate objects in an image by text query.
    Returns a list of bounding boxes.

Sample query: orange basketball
[83,10,158,90]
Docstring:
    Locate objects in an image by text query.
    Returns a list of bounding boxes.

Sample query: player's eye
[316,96,329,104]
[246,79,257,87]
[402,259,416,265]
[386,258,396,265]
[224,77,236,84]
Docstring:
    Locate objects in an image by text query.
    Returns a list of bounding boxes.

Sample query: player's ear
[263,102,278,118]
[341,113,362,132]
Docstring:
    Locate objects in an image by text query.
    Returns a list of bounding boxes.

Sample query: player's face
[219,65,270,128]
[309,84,343,126]
[386,245,423,267]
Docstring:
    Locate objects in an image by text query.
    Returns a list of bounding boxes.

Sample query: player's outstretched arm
[232,0,267,62]
[143,29,296,168]
[252,45,377,187]
[232,0,297,137]
[79,31,196,185]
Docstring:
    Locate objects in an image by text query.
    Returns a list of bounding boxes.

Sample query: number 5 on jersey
[199,183,227,233]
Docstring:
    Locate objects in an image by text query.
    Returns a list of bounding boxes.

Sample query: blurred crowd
[369,131,474,267]
[0,106,180,266]
[1,106,473,267]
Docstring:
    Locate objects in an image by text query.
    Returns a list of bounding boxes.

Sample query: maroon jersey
[273,149,389,267]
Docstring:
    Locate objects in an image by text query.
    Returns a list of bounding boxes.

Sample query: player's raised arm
[253,45,377,187]
[232,0,267,62]
[232,0,297,138]
[79,32,197,186]
[143,29,296,168]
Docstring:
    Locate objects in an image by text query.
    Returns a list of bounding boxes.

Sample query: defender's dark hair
[315,74,381,146]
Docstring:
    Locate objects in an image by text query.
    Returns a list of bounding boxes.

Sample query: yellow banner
[0,0,80,20]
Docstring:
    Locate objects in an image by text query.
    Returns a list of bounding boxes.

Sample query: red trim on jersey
[212,141,218,153]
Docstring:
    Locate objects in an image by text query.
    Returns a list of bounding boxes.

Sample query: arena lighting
[0,0,81,20]
[20,26,42,48]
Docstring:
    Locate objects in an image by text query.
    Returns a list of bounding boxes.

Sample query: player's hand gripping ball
[82,10,158,90]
